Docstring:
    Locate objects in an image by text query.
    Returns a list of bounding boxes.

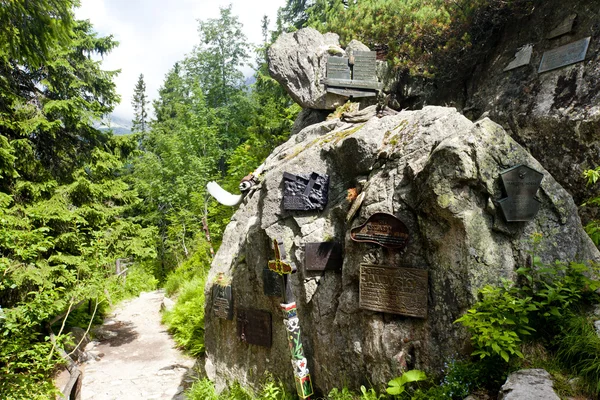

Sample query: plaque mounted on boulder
[350,213,409,249]
[263,268,284,297]
[504,44,533,72]
[547,13,577,39]
[304,242,343,272]
[324,51,383,98]
[359,264,428,318]
[283,172,329,211]
[213,284,233,320]
[538,37,590,73]
[237,308,272,348]
[497,164,543,222]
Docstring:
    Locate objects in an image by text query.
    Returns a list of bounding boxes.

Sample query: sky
[75,0,286,125]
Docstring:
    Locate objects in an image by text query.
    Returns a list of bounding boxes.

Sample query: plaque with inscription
[498,164,543,222]
[538,37,590,73]
[304,242,343,272]
[547,14,577,39]
[213,285,233,320]
[353,51,378,82]
[327,56,351,80]
[237,308,272,347]
[263,267,283,297]
[504,44,533,72]
[351,213,409,249]
[283,172,329,211]
[359,264,428,318]
[324,50,382,96]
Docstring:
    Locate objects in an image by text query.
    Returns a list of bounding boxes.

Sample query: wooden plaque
[538,37,590,73]
[359,264,428,318]
[237,308,272,347]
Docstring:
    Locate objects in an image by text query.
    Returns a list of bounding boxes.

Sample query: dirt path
[80,290,195,400]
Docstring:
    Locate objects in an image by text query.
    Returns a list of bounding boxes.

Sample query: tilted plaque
[263,267,283,297]
[304,242,343,272]
[497,164,543,222]
[359,264,428,318]
[547,14,577,39]
[237,308,272,347]
[351,213,409,249]
[283,172,329,211]
[213,284,233,320]
[538,37,590,73]
[504,44,533,72]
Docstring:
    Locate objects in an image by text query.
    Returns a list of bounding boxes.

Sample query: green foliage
[582,166,600,246]
[185,377,293,400]
[131,73,148,133]
[386,369,426,397]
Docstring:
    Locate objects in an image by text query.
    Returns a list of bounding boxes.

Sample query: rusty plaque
[283,172,329,211]
[327,56,351,80]
[351,213,409,249]
[304,242,343,272]
[498,164,543,222]
[359,264,428,318]
[263,267,284,297]
[353,51,377,81]
[547,14,577,39]
[538,37,590,73]
[237,308,272,347]
[213,285,233,320]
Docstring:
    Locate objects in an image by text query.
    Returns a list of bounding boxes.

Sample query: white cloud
[75,0,286,122]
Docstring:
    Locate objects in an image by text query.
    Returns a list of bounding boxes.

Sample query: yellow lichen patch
[327,101,360,120]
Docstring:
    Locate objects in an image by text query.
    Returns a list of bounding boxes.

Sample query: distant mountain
[96,114,133,136]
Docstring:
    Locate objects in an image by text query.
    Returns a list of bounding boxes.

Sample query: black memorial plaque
[263,267,283,297]
[351,213,409,249]
[359,264,428,318]
[283,172,329,211]
[213,285,233,320]
[539,37,590,73]
[237,308,272,347]
[304,242,343,272]
[353,51,377,82]
[327,56,351,80]
[547,14,577,39]
[498,164,543,222]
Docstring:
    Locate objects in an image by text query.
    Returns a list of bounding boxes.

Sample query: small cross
[268,238,292,275]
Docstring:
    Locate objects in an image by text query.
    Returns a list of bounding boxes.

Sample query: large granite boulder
[204,106,599,395]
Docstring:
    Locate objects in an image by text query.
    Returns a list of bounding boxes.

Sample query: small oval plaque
[350,213,409,249]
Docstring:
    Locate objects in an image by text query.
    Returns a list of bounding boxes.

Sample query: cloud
[75,0,285,122]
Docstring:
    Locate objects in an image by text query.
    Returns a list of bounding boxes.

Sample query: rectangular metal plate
[213,285,233,320]
[353,51,377,82]
[263,267,283,297]
[538,37,590,73]
[359,264,428,318]
[326,87,377,97]
[327,56,351,80]
[283,172,329,211]
[237,308,272,347]
[547,14,577,39]
[324,77,383,91]
[304,242,343,272]
[504,44,533,71]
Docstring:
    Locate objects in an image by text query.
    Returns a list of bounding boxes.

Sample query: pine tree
[132,73,148,133]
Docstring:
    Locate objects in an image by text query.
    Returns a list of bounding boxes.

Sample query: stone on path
[498,369,560,400]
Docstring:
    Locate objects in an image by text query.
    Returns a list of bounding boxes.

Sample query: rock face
[204,106,599,395]
[498,369,560,400]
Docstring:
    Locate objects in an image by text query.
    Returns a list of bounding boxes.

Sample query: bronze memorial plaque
[359,264,428,318]
[304,242,343,272]
[351,213,409,249]
[237,308,272,347]
[498,164,543,222]
[213,285,233,320]
[263,267,284,297]
[327,56,351,80]
[539,37,590,73]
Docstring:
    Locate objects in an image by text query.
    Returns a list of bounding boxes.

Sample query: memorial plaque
[327,56,351,80]
[327,87,377,97]
[283,172,329,211]
[498,164,543,222]
[304,242,343,272]
[323,77,383,91]
[213,285,233,320]
[359,264,428,318]
[237,308,272,347]
[352,51,378,82]
[504,44,533,71]
[547,14,577,39]
[263,267,283,297]
[538,37,590,73]
[350,213,409,249]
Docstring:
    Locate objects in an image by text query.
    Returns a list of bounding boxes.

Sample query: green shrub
[185,377,293,400]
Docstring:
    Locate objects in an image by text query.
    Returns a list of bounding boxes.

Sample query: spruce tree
[131,73,148,133]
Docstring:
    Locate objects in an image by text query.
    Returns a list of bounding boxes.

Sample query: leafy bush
[185,377,293,400]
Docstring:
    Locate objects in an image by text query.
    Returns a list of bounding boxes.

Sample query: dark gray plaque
[327,56,351,80]
[504,44,533,72]
[283,172,329,211]
[304,242,343,272]
[237,308,272,347]
[352,51,377,82]
[498,164,543,222]
[351,213,409,249]
[213,285,233,320]
[547,14,577,39]
[323,77,383,91]
[327,87,377,97]
[263,267,283,297]
[538,37,590,73]
[359,264,428,318]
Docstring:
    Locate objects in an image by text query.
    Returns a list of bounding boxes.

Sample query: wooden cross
[268,238,292,275]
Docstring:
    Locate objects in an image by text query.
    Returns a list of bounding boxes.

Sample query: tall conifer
[132,73,148,133]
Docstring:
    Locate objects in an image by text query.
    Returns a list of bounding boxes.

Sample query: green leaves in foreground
[386,370,427,396]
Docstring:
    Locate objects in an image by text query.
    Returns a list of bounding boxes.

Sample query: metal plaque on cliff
[283,172,329,211]
[352,51,378,81]
[359,264,428,318]
[212,285,233,320]
[263,267,283,297]
[547,14,577,39]
[497,164,543,222]
[324,51,382,97]
[237,308,272,347]
[538,37,590,73]
[350,213,409,249]
[504,44,533,72]
[304,242,343,272]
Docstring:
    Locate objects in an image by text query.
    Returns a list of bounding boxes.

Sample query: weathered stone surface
[204,106,599,395]
[291,108,329,136]
[498,369,560,400]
